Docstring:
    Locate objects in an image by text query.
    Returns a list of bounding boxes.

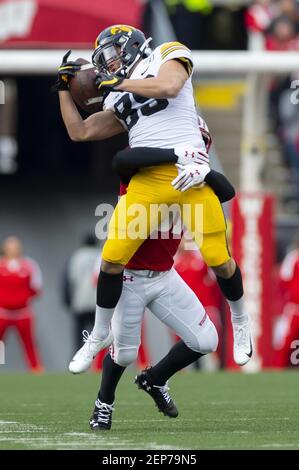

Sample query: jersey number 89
[114,77,169,130]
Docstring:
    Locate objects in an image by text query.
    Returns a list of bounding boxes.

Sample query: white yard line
[0,421,18,425]
[258,443,299,448]
[147,443,184,450]
[0,434,182,450]
[0,420,184,450]
[0,421,46,433]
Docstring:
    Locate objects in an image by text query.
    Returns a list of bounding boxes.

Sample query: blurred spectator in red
[245,0,273,34]
[245,1,299,49]
[274,231,299,367]
[266,15,299,50]
[245,0,274,49]
[0,236,43,372]
[174,237,223,368]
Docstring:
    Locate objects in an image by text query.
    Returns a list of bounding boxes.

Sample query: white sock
[227,296,248,325]
[92,305,114,340]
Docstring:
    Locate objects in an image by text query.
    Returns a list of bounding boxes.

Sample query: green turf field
[0,371,298,450]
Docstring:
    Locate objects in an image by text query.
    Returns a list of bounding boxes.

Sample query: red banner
[0,0,143,48]
[226,192,275,370]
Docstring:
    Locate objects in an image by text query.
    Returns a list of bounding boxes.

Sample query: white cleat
[69,330,114,374]
[232,320,253,366]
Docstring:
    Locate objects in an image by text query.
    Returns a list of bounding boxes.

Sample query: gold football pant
[102,164,231,267]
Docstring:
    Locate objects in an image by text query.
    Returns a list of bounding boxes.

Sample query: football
[69,58,103,114]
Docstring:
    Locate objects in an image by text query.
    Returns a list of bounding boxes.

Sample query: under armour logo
[190,170,200,178]
[142,379,151,391]
[184,150,196,158]
[123,275,134,282]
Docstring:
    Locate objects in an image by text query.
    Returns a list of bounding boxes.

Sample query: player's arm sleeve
[159,42,193,76]
[112,147,177,175]
[112,148,235,202]
[204,170,235,203]
[160,42,193,76]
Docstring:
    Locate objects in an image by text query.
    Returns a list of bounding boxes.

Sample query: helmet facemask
[92,30,152,78]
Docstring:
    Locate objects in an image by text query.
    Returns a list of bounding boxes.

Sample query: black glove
[52,50,81,92]
[95,72,124,93]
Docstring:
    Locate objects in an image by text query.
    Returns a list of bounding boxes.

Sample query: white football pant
[110,268,218,367]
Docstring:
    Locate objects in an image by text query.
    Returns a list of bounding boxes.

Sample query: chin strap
[140,37,153,57]
[122,37,152,77]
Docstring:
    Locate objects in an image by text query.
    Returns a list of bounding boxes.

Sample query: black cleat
[89,399,114,431]
[135,369,178,418]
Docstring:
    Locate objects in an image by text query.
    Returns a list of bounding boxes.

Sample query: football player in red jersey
[88,199,219,430]
[0,236,43,372]
[84,123,228,431]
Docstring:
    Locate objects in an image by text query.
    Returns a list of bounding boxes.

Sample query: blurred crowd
[246,0,299,50]
[246,1,299,200]
[0,237,43,372]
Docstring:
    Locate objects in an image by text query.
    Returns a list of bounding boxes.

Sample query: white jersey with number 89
[103,42,206,151]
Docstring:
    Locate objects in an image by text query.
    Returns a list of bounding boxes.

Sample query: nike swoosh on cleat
[246,338,253,358]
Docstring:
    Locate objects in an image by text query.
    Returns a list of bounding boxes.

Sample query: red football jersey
[0,257,42,309]
[119,182,181,271]
[126,233,181,271]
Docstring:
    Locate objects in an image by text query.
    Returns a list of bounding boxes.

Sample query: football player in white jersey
[56,25,252,374]
[89,119,232,431]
